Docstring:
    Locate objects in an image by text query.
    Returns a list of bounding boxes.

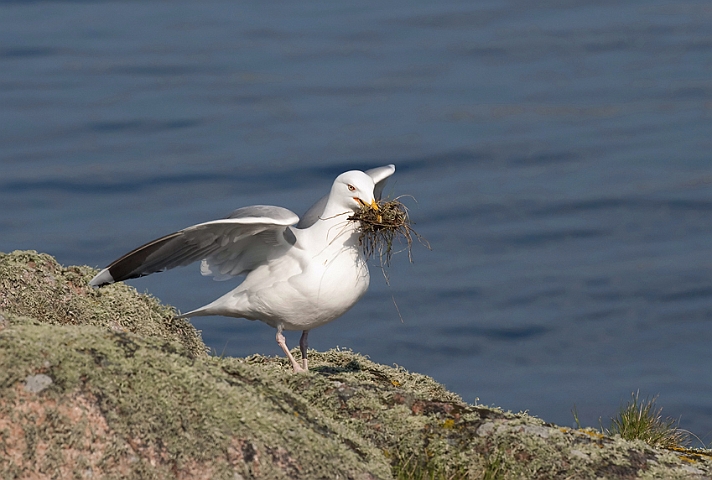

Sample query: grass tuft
[603,391,690,449]
[391,452,469,480]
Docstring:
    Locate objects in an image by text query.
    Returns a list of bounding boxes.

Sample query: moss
[1,250,712,479]
[248,351,712,479]
[0,250,206,357]
[0,323,391,479]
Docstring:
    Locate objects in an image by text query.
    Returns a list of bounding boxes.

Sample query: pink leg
[276,325,305,373]
[299,330,309,371]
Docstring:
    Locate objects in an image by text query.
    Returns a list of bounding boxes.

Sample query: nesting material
[349,198,427,266]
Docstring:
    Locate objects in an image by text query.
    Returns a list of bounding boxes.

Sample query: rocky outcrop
[1,251,711,479]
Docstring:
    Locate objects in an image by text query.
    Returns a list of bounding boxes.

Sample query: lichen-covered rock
[1,250,711,479]
[259,351,712,479]
[0,250,206,357]
[0,322,392,479]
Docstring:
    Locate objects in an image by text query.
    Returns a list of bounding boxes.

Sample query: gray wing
[296,164,395,229]
[295,195,328,229]
[89,205,299,286]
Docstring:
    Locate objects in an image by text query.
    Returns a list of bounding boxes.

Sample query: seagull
[90,165,396,372]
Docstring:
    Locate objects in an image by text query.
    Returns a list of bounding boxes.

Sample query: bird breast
[223,224,371,331]
[282,238,370,329]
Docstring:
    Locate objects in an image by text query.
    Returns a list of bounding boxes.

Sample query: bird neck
[300,204,360,248]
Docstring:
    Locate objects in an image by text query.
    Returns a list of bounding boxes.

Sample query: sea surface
[2,0,711,439]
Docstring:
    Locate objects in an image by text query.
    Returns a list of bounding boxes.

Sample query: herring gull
[90,165,396,372]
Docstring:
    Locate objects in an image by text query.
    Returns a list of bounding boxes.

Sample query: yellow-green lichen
[0,324,392,479]
[0,250,206,357]
[1,250,711,479]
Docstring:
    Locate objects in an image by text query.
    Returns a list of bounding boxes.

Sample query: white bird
[90,165,395,372]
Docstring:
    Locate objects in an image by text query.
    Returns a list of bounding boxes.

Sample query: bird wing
[367,164,397,200]
[90,205,299,286]
[296,164,395,229]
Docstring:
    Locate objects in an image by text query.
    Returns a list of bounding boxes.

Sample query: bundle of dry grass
[348,197,428,266]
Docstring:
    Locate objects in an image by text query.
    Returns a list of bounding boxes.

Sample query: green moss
[0,323,391,479]
[249,351,712,479]
[0,250,206,357]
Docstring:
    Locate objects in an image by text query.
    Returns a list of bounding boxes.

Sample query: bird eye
[347,184,356,192]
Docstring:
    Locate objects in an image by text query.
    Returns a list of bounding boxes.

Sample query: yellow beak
[355,198,379,210]
[369,199,382,223]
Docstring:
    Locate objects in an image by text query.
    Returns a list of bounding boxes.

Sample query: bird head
[331,170,379,213]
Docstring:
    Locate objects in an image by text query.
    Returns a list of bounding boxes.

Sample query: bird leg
[299,330,309,371]
[276,326,305,373]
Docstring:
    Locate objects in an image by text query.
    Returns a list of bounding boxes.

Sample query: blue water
[2,0,712,439]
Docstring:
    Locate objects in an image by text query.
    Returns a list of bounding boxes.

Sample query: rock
[23,374,53,393]
[1,250,711,479]
[0,250,206,357]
